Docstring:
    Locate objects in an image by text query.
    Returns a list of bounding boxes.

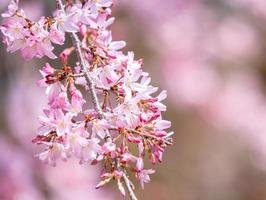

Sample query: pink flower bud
[79,24,87,36]
[136,158,144,172]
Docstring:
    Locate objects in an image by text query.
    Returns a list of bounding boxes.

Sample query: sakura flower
[60,47,75,63]
[38,142,68,167]
[109,40,126,51]
[1,0,18,18]
[53,10,79,33]
[101,141,116,153]
[49,23,65,45]
[37,63,55,87]
[87,0,113,16]
[154,90,167,111]
[121,153,138,163]
[68,87,86,115]
[136,158,144,171]
[1,17,27,52]
[69,133,100,164]
[155,119,172,130]
[97,31,126,58]
[2,15,57,60]
[122,69,151,98]
[38,109,72,137]
[1,17,26,41]
[91,119,109,139]
[1,0,173,197]
[6,37,26,53]
[127,51,142,70]
[136,169,155,189]
[113,100,140,128]
[95,15,115,30]
[21,37,57,60]
[99,141,117,159]
[99,64,120,87]
[54,110,73,136]
[75,75,88,88]
[45,83,70,110]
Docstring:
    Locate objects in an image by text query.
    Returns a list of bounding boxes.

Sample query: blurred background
[1,0,266,199]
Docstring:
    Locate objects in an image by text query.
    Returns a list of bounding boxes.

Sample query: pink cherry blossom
[38,142,68,167]
[136,169,155,189]
[69,134,100,164]
[1,0,18,18]
[1,0,173,198]
[53,10,79,33]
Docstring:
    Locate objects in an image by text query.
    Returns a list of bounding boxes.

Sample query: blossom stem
[70,33,104,118]
[56,0,104,119]
[109,126,173,146]
[69,73,85,77]
[122,173,138,200]
[55,1,138,199]
[129,129,173,146]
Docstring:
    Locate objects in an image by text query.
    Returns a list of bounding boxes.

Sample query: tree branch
[55,1,138,199]
[70,33,104,118]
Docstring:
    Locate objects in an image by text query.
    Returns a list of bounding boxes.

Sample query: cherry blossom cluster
[1,0,173,198]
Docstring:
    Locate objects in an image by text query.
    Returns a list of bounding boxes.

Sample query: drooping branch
[55,1,138,199]
[70,33,104,118]
[56,0,103,118]
[1,0,174,198]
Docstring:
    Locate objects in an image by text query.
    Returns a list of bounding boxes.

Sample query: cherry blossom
[136,169,155,189]
[1,0,173,199]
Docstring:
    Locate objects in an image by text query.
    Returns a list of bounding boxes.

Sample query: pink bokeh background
[2,0,266,199]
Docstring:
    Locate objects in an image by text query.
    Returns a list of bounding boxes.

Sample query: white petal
[109,41,126,50]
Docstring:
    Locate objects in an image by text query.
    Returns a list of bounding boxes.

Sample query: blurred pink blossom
[0,137,45,200]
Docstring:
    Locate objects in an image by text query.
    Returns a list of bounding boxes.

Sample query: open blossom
[1,0,173,197]
[1,12,57,59]
[53,10,79,33]
[136,169,155,189]
[68,133,100,164]
[38,142,68,167]
[68,87,86,115]
[91,119,110,139]
[1,0,18,18]
[37,109,72,136]
[135,158,155,189]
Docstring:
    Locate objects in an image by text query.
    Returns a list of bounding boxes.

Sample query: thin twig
[122,173,138,200]
[70,33,105,118]
[56,0,103,118]
[129,128,173,146]
[55,1,138,199]
[110,126,173,146]
[69,72,85,77]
